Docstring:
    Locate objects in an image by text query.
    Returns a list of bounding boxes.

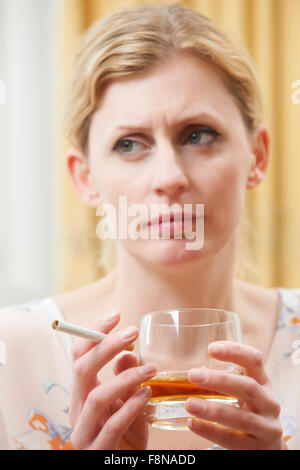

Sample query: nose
[151,145,189,197]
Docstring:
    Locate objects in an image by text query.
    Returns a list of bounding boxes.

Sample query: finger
[113,352,140,402]
[188,367,278,415]
[108,394,148,449]
[186,398,281,443]
[70,325,139,424]
[113,352,139,375]
[110,398,124,414]
[69,311,121,426]
[187,417,258,450]
[74,325,139,380]
[208,341,269,385]
[73,362,157,448]
[90,386,151,450]
[71,310,121,360]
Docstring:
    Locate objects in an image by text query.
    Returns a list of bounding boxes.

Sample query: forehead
[91,54,241,132]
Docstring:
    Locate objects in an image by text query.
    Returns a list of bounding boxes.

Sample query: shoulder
[0,299,43,325]
[236,281,300,327]
[277,287,300,311]
[0,300,54,386]
[236,279,279,312]
[0,297,71,378]
[0,298,46,324]
[0,301,73,450]
[276,287,300,330]
[0,298,54,349]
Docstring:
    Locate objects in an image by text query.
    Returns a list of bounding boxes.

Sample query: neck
[109,237,241,328]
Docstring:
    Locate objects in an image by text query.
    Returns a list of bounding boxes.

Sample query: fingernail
[137,386,152,398]
[140,363,157,377]
[190,367,209,383]
[104,310,119,322]
[118,326,138,342]
[209,342,225,355]
[187,398,205,414]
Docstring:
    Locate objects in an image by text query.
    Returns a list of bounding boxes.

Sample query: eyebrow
[108,111,225,138]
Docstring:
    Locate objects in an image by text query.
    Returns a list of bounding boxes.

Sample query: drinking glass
[138,308,242,431]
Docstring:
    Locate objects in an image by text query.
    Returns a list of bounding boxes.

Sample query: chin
[137,238,207,266]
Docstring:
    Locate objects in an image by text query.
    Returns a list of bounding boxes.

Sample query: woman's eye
[114,139,144,155]
[113,127,219,156]
[185,127,219,146]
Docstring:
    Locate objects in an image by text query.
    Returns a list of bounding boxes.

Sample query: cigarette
[52,320,134,351]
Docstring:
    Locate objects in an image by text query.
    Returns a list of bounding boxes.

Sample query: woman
[0,3,298,450]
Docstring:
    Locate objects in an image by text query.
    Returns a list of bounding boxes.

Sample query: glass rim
[140,319,236,328]
[140,307,240,327]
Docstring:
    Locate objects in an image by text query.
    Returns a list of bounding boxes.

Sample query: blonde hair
[63,2,263,281]
[63,2,264,156]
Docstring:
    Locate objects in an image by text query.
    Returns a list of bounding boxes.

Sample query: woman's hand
[185,341,288,450]
[68,310,157,450]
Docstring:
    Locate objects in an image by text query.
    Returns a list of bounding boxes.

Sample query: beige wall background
[56,0,300,294]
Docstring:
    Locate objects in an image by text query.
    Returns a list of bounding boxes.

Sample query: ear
[65,147,102,208]
[246,124,270,190]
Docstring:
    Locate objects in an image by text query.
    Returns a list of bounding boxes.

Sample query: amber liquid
[141,376,236,403]
[141,374,238,430]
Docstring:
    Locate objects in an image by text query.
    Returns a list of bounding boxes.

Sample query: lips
[148,212,197,226]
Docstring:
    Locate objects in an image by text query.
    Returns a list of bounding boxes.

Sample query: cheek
[197,160,247,223]
[94,165,124,205]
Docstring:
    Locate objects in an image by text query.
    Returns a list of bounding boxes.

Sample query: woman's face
[83,54,268,266]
